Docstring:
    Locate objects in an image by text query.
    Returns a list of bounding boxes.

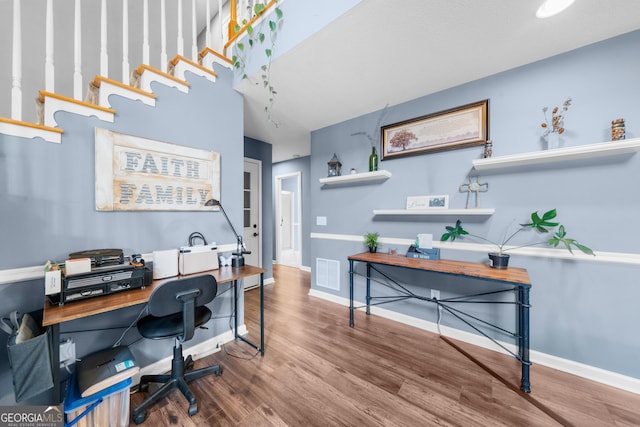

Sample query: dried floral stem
[541,98,571,137]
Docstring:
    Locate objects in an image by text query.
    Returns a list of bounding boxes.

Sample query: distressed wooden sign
[95,128,220,211]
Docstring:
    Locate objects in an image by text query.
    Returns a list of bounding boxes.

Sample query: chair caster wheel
[216,366,223,376]
[188,403,198,417]
[133,411,147,424]
[185,355,194,371]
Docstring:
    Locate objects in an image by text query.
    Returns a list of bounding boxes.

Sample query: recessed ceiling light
[536,0,575,18]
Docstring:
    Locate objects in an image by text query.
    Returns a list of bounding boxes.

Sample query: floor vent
[316,258,340,291]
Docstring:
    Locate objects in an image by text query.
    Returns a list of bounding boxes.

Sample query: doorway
[243,158,262,289]
[275,172,302,268]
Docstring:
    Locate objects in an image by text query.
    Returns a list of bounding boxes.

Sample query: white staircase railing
[1,0,273,131]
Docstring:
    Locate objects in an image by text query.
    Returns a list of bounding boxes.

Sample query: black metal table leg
[234,274,265,356]
[366,263,371,316]
[349,259,354,327]
[519,285,531,392]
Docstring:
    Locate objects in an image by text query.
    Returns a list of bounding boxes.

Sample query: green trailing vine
[231,3,284,126]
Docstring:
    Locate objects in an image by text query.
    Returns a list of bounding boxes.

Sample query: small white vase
[546,132,560,150]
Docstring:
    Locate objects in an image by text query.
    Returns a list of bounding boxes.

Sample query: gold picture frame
[381,100,489,160]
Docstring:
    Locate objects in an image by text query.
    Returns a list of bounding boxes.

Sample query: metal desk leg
[233,279,239,339]
[349,260,354,327]
[519,285,531,393]
[366,263,371,316]
[234,275,265,356]
[260,272,264,356]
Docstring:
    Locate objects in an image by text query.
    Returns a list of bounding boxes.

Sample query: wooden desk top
[348,252,530,286]
[42,264,266,327]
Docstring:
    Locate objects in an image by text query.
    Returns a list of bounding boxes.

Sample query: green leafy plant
[441,209,594,256]
[365,232,379,249]
[231,3,284,126]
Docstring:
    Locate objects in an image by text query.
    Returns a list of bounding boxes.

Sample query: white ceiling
[237,0,640,163]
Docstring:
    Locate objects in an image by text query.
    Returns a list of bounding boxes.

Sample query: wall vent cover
[316,258,340,291]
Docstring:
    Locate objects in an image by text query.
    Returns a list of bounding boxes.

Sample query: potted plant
[365,232,379,253]
[440,209,594,269]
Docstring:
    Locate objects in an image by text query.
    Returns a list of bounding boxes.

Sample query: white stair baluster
[161,0,167,72]
[45,0,54,93]
[177,0,184,57]
[122,0,130,83]
[73,0,82,99]
[191,0,197,61]
[11,0,22,120]
[143,0,150,65]
[206,0,211,48]
[100,0,108,77]
[219,0,223,47]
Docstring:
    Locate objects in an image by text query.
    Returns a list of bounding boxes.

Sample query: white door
[275,172,302,268]
[243,158,261,289]
[280,191,293,250]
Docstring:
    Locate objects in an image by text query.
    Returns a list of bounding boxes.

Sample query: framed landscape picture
[381,100,488,160]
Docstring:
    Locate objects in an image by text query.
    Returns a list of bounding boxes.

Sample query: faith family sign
[95,128,220,211]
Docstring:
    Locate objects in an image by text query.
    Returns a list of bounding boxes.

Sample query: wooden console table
[348,252,531,393]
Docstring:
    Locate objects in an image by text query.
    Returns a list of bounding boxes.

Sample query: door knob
[253,232,259,237]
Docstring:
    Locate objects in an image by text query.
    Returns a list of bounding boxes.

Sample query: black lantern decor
[327,153,342,177]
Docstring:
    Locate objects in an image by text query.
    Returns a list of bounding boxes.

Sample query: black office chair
[132,274,222,424]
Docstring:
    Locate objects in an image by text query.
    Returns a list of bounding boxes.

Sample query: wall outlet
[431,289,440,300]
[59,340,76,366]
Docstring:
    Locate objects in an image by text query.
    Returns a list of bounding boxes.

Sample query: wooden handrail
[228,0,238,41]
[225,0,279,52]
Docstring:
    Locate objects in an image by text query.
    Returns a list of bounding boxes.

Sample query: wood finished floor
[130,265,640,426]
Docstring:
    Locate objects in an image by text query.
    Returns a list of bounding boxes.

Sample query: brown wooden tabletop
[348,252,530,286]
[43,264,266,327]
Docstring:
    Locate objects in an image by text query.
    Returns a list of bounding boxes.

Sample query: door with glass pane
[243,158,261,289]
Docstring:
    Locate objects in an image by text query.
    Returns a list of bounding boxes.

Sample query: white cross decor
[459,176,489,209]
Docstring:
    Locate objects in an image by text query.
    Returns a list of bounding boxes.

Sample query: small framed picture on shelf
[406,195,449,210]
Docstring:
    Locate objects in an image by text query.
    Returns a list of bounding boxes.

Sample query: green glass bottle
[369,146,378,172]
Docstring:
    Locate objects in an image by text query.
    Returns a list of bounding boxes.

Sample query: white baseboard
[131,325,248,385]
[308,289,640,395]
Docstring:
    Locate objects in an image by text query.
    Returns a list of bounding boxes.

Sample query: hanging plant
[232,3,284,127]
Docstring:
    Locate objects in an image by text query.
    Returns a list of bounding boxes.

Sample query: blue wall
[309,30,640,380]
[0,66,246,403]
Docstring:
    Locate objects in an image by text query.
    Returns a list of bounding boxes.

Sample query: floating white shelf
[373,208,495,216]
[319,170,392,185]
[472,137,640,171]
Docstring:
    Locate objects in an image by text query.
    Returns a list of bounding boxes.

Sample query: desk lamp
[205,198,250,267]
